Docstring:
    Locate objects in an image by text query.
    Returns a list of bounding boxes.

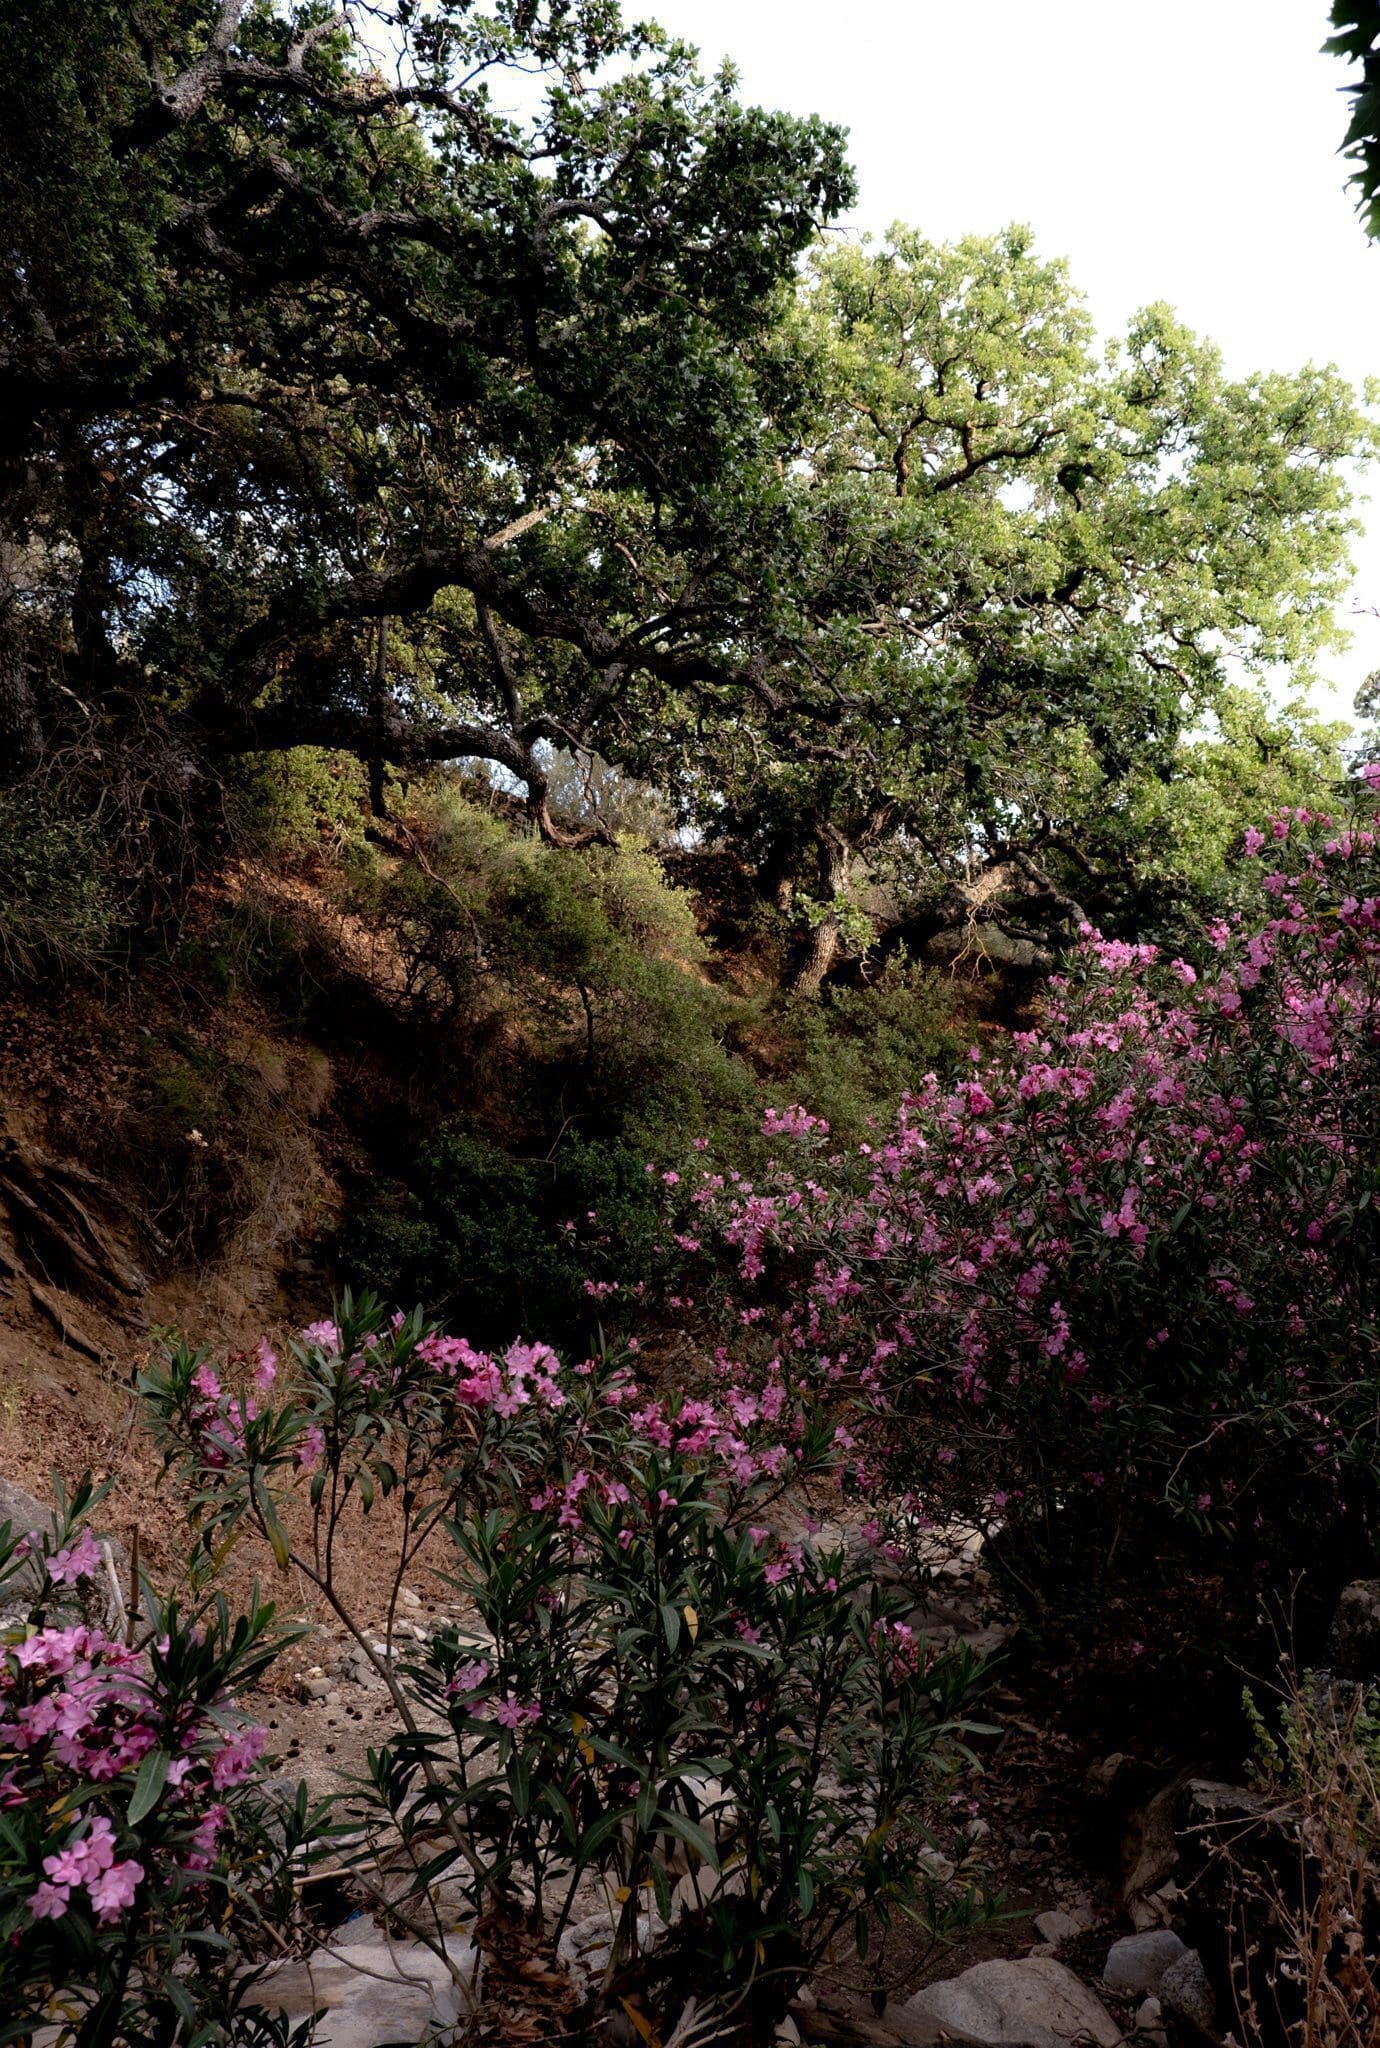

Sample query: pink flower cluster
[414,1334,568,1418]
[44,1530,104,1588]
[870,1617,924,1684]
[763,1105,831,1140]
[689,788,1380,1543]
[1,1552,266,1929]
[31,1815,142,1925]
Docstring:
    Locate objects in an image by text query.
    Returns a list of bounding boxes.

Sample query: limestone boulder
[1102,1930,1188,1999]
[0,1474,127,1635]
[254,1926,480,2047]
[901,1958,1121,2048]
[1326,1579,1380,1680]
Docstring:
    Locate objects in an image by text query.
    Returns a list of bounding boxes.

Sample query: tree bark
[0,614,42,783]
[368,615,390,819]
[787,911,840,999]
[785,825,852,999]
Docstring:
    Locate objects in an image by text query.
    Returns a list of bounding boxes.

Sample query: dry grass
[1226,1666,1380,2048]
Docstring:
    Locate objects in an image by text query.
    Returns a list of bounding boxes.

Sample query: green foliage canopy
[678,226,1375,980]
[1,4,1374,992]
[0,0,851,815]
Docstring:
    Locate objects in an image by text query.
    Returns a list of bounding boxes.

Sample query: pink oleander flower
[491,1696,540,1730]
[43,1815,115,1888]
[763,1104,830,1139]
[296,1424,325,1469]
[209,1725,266,1790]
[191,1361,222,1403]
[87,1858,143,1924]
[183,1803,227,1876]
[45,1529,103,1588]
[447,1658,491,1698]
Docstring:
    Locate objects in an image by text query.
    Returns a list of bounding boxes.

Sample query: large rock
[0,1476,64,1588]
[0,1475,127,1635]
[1102,1931,1188,1999]
[255,1927,480,2047]
[557,1906,666,1999]
[1121,1776,1188,1900]
[1159,1949,1217,2040]
[901,1958,1121,2048]
[1326,1579,1380,1680]
[1179,1778,1281,1843]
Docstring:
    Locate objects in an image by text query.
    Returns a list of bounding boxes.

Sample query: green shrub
[346,783,759,1130]
[343,1128,669,1347]
[118,1031,330,1263]
[0,787,118,980]
[225,748,368,862]
[339,795,971,1334]
[760,956,965,1138]
[175,898,322,1019]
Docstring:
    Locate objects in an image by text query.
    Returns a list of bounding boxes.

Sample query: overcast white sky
[647,0,1380,722]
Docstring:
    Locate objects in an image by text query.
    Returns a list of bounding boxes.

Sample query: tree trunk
[787,911,840,998]
[368,614,390,818]
[785,825,851,999]
[0,618,42,782]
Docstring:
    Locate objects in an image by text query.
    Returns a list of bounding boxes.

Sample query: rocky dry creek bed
[218,1524,1257,2047]
[11,1468,1375,2047]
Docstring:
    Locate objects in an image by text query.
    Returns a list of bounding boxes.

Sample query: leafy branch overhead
[1328,0,1380,236]
[0,0,1375,990]
[0,1,849,755]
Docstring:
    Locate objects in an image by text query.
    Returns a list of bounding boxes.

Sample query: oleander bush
[138,1296,995,2040]
[689,773,1380,1633]
[0,1480,317,2047]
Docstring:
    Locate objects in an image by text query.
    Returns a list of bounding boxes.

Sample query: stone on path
[1158,1949,1218,2040]
[557,1906,665,1999]
[1134,1996,1168,2044]
[1031,1910,1084,1947]
[1101,1930,1188,1998]
[901,1958,1121,2048]
[255,1927,480,2048]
